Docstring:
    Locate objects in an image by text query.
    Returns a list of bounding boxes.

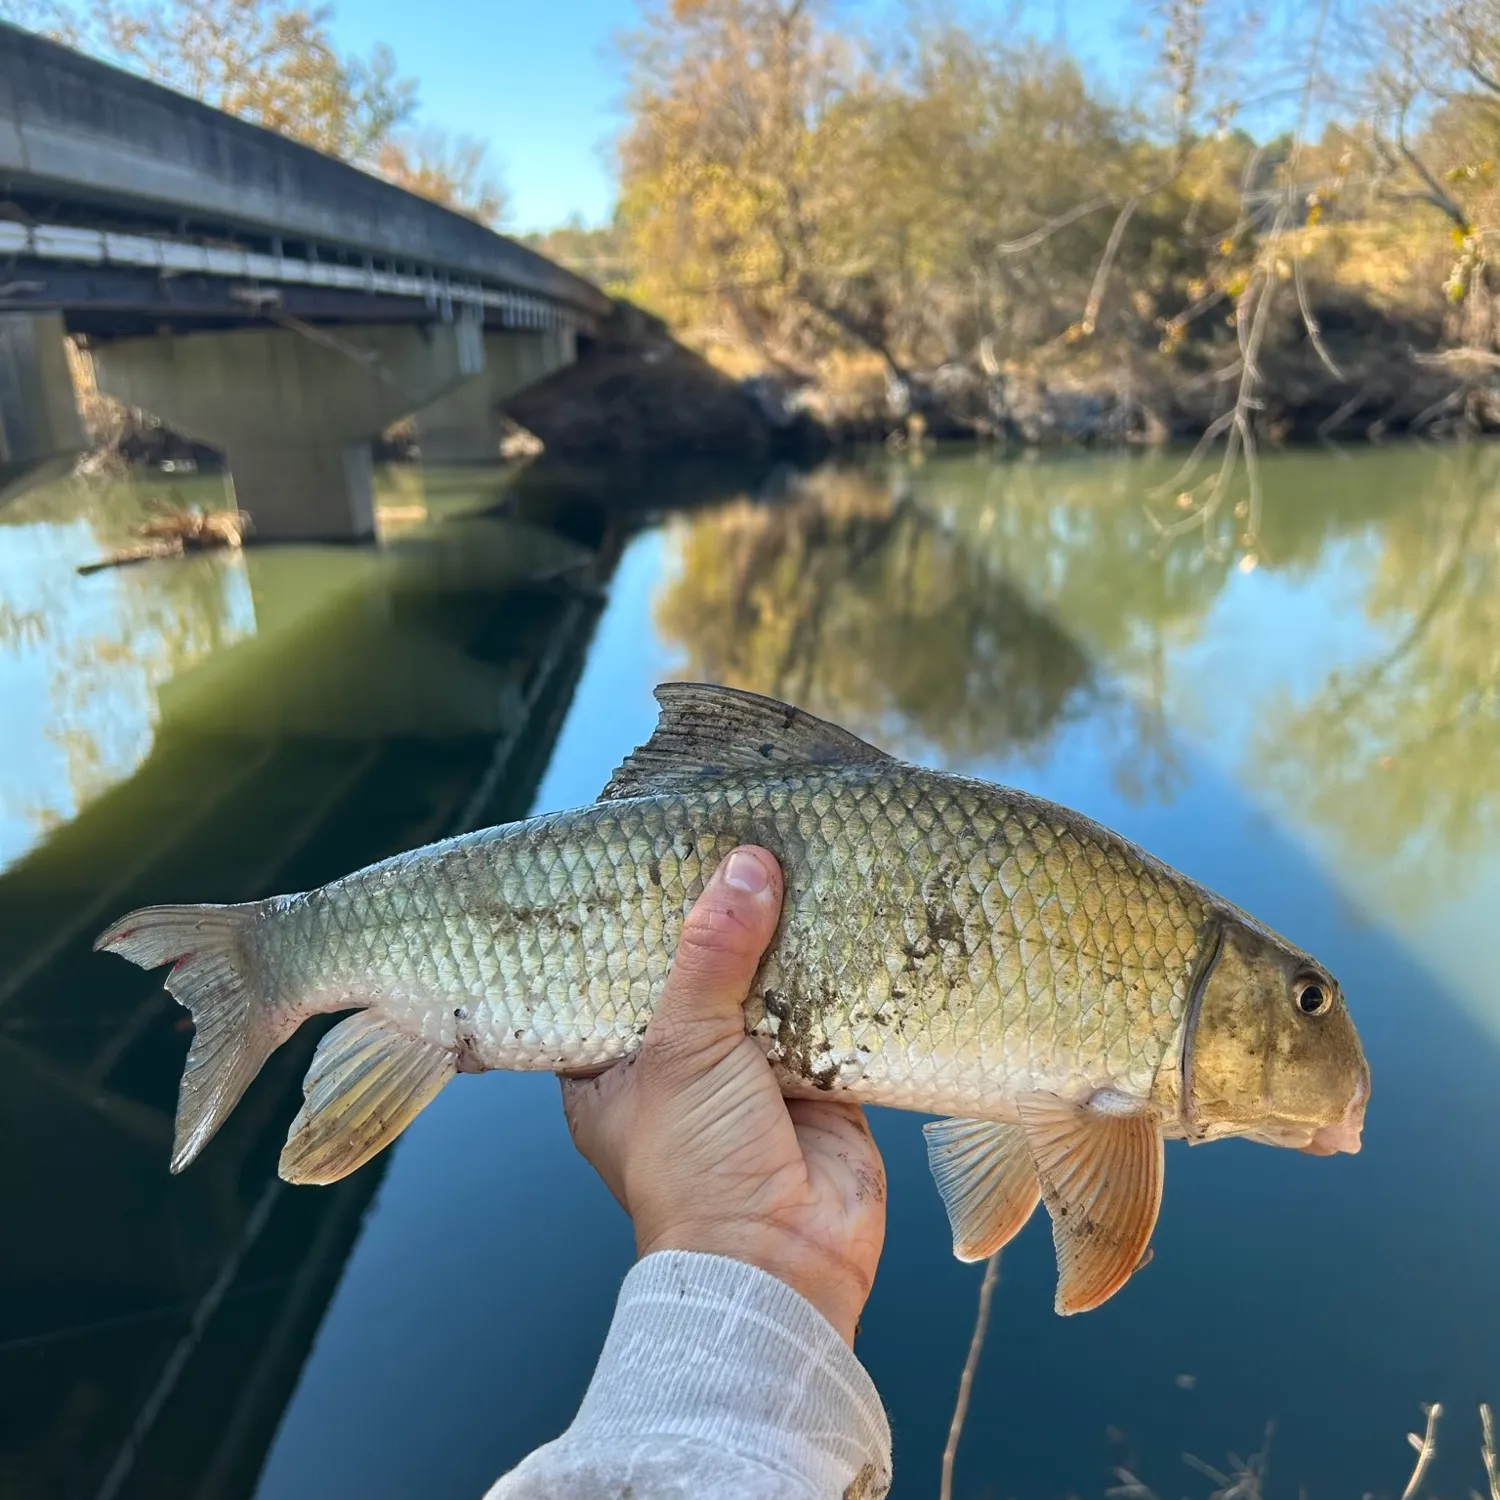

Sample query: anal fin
[280,1011,454,1185]
[1017,1092,1164,1315]
[923,1117,1041,1261]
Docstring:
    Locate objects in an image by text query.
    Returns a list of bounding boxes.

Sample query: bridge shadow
[0,482,634,1500]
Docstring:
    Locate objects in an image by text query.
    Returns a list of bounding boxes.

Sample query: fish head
[1182,915,1369,1156]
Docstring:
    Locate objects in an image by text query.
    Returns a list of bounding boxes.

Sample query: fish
[96,682,1370,1314]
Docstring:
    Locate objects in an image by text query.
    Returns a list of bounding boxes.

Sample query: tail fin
[96,901,291,1173]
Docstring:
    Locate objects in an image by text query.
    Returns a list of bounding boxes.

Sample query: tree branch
[1080,195,1141,335]
[996,194,1120,256]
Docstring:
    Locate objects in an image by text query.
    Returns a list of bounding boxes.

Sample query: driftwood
[77,510,248,575]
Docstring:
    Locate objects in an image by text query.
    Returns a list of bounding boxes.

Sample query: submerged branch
[76,510,248,575]
[1481,1402,1498,1500]
[1402,1402,1442,1500]
[939,1252,1001,1500]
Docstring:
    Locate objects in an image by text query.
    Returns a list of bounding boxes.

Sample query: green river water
[0,445,1495,1500]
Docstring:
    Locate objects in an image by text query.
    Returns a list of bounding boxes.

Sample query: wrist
[637,1220,870,1346]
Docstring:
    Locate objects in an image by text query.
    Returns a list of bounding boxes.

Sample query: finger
[787,1098,883,1164]
[559,1068,634,1207]
[787,1097,876,1140]
[789,1100,888,1212]
[646,845,783,1071]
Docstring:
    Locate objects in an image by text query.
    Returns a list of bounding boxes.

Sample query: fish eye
[1293,974,1333,1016]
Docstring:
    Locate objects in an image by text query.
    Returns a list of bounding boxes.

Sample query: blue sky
[328,0,635,232]
[326,0,1147,233]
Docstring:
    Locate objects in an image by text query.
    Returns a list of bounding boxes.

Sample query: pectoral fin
[1017,1092,1164,1315]
[280,1011,454,1185]
[923,1117,1041,1261]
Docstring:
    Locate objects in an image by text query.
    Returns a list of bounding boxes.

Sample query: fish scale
[252,761,1210,1116]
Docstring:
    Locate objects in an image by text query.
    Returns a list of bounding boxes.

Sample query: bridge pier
[0,312,85,501]
[93,321,485,541]
[415,328,575,466]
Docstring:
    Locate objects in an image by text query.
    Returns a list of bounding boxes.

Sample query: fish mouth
[1245,1075,1368,1156]
[1299,1074,1369,1156]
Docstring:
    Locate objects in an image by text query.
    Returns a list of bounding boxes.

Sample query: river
[0,445,1495,1500]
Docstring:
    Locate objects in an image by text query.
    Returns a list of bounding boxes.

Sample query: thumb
[645,845,783,1075]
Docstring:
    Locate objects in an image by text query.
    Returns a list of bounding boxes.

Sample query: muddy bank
[501,304,831,464]
[752,289,1500,449]
[508,289,1500,459]
[982,293,1489,448]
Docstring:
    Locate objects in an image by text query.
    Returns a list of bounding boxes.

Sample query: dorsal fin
[600,683,892,800]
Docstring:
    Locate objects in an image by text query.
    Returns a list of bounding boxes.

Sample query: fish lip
[1303,1073,1368,1156]
[1177,918,1225,1143]
[1301,1119,1363,1155]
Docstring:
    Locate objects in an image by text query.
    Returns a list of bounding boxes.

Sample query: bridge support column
[415,327,576,466]
[0,312,84,502]
[93,320,484,541]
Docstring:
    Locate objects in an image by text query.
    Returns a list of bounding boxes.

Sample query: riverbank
[496,285,1500,466]
[65,282,1500,488]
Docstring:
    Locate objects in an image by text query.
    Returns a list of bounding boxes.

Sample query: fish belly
[263,764,1210,1120]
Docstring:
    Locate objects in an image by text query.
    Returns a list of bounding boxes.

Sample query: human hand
[560,845,887,1346]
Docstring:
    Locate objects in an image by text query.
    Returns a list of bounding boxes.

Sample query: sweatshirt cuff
[571,1250,891,1497]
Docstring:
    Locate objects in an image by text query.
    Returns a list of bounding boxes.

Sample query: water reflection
[1254,464,1500,900]
[0,466,627,1500]
[1,447,1496,1500]
[655,469,1094,758]
[652,467,1191,805]
[0,477,256,874]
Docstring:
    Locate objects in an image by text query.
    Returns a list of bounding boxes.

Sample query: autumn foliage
[604,0,1500,434]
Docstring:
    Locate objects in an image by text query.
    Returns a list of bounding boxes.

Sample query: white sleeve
[486,1250,892,1500]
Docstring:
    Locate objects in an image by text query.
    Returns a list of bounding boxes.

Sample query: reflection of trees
[932,448,1427,673]
[0,476,253,871]
[913,445,1496,889]
[653,467,1102,767]
[653,446,1498,871]
[1254,464,1500,891]
[903,451,1448,808]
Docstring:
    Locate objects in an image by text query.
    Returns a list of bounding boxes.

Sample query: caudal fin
[95,901,290,1172]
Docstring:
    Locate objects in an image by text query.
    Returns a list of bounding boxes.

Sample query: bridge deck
[0,24,610,332]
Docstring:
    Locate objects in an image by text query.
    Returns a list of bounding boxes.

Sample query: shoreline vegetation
[517,0,1500,492]
[20,0,1500,490]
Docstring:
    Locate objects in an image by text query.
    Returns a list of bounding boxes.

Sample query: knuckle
[676,897,771,970]
[641,1009,735,1074]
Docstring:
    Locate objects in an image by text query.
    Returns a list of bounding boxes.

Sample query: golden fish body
[276,765,1205,1119]
[97,684,1370,1314]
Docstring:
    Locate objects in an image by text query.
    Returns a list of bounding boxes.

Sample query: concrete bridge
[0,24,613,538]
